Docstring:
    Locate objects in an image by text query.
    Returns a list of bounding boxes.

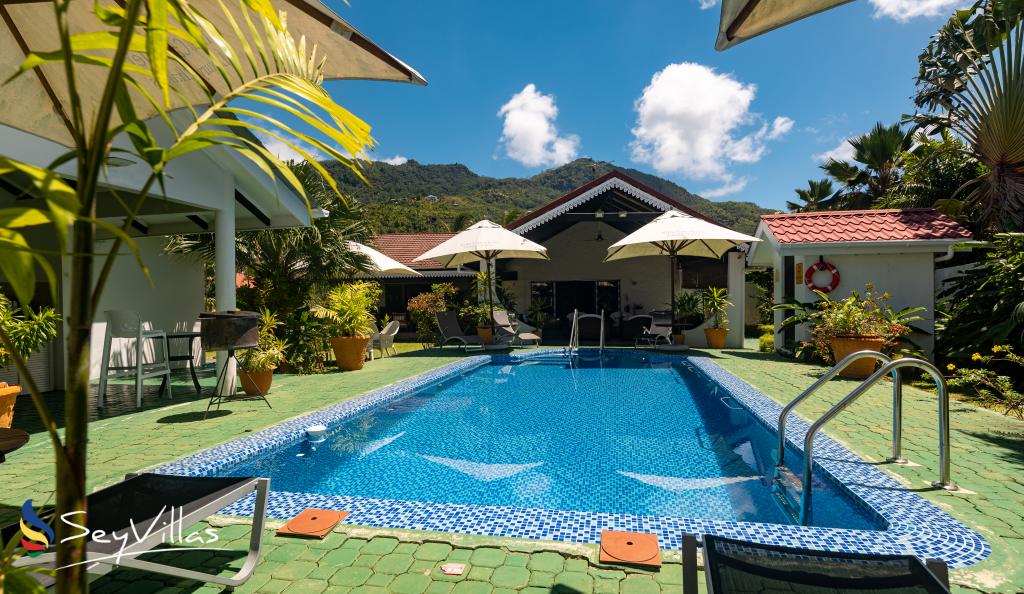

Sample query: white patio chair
[365,322,380,361]
[634,311,673,348]
[375,320,400,357]
[98,310,173,407]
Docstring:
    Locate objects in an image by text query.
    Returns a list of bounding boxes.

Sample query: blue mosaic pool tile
[152,348,989,568]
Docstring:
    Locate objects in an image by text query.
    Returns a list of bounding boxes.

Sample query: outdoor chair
[435,311,485,350]
[634,311,673,348]
[5,473,270,590]
[492,310,541,347]
[98,310,173,407]
[374,320,400,357]
[365,322,380,361]
[681,534,951,594]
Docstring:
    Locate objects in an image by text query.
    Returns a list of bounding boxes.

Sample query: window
[678,256,728,289]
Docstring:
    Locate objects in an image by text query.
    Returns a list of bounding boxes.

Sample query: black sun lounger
[5,473,269,590]
[682,534,952,594]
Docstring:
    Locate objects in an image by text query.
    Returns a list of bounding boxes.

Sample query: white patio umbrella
[414,220,548,328]
[0,0,426,146]
[716,0,853,50]
[605,210,759,322]
[347,241,421,277]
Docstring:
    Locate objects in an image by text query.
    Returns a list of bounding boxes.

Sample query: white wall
[88,237,205,380]
[788,251,938,355]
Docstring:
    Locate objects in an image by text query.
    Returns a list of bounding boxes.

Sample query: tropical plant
[758,324,775,353]
[283,308,333,375]
[821,122,914,209]
[312,282,383,338]
[746,268,774,325]
[528,299,552,329]
[673,291,704,328]
[947,345,1024,418]
[1,516,55,594]
[878,131,986,219]
[776,285,926,364]
[443,212,471,233]
[0,296,59,368]
[406,283,459,344]
[912,1,1024,231]
[701,287,732,329]
[0,1,375,586]
[166,161,374,372]
[936,234,1024,359]
[238,309,288,372]
[786,179,835,212]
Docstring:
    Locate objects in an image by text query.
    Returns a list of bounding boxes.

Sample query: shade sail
[716,0,853,50]
[606,210,759,261]
[347,241,420,276]
[414,220,548,267]
[0,0,426,146]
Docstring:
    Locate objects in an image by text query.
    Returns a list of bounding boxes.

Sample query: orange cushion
[599,530,661,567]
[276,508,348,539]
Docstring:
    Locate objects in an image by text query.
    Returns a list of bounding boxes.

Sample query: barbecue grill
[199,311,271,417]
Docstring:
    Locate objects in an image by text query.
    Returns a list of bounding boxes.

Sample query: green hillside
[324,158,776,235]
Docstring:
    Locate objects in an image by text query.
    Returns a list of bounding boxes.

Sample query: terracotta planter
[0,382,19,429]
[704,328,728,349]
[331,336,371,371]
[476,326,494,345]
[673,334,686,345]
[240,369,274,396]
[831,336,887,378]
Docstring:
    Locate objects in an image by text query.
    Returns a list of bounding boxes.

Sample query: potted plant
[672,291,703,344]
[528,300,552,339]
[313,281,383,371]
[238,309,288,395]
[777,284,924,378]
[460,302,493,344]
[0,296,59,428]
[701,287,732,349]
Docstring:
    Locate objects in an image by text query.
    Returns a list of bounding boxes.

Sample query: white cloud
[377,155,409,165]
[698,0,719,8]
[254,129,321,163]
[497,84,580,167]
[813,138,856,163]
[701,177,748,198]
[868,0,960,21]
[629,62,792,184]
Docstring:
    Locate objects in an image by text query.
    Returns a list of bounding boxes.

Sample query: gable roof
[760,209,972,244]
[508,170,717,233]
[371,232,455,269]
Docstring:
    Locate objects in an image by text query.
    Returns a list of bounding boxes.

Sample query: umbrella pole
[488,257,496,333]
[670,252,677,326]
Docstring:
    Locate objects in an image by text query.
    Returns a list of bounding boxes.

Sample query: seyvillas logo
[19,500,54,557]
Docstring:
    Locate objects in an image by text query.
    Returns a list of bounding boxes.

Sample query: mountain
[323,158,776,235]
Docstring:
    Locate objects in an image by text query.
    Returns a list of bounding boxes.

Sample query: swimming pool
[156,350,989,567]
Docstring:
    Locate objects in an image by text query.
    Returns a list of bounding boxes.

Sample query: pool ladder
[566,309,605,356]
[773,350,957,525]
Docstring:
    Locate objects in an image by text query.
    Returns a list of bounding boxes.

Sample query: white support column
[726,252,746,349]
[215,200,236,395]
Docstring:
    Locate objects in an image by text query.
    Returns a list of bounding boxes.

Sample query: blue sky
[304,0,963,211]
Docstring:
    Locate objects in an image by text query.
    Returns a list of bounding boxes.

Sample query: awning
[716,0,853,50]
[0,0,426,145]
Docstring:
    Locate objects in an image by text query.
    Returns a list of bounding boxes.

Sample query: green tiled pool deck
[2,342,1022,593]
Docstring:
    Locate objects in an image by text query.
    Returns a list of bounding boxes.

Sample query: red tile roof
[761,209,972,244]
[371,232,456,268]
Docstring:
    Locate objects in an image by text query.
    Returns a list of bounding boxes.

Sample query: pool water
[222,351,882,530]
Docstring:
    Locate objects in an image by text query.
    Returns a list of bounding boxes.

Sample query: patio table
[167,331,202,395]
[0,428,29,463]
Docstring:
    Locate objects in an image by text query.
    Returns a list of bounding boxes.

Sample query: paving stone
[365,573,395,588]
[281,578,327,594]
[415,542,454,561]
[553,571,593,592]
[527,551,565,573]
[257,578,291,593]
[564,558,589,573]
[375,553,415,574]
[394,542,419,555]
[329,566,373,587]
[505,552,529,567]
[528,571,555,587]
[342,537,369,550]
[467,566,493,582]
[470,547,506,568]
[272,560,318,580]
[450,581,493,594]
[320,547,360,566]
[361,537,399,555]
[424,582,456,594]
[389,573,433,594]
[619,575,661,594]
[354,554,382,568]
[490,566,530,589]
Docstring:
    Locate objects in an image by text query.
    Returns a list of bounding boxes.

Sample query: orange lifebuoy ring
[805,261,840,293]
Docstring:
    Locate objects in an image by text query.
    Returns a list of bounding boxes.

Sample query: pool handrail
[799,357,956,524]
[776,350,900,470]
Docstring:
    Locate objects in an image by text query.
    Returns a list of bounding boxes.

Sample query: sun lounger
[634,311,673,348]
[435,311,485,350]
[5,473,269,589]
[682,534,951,594]
[492,310,541,347]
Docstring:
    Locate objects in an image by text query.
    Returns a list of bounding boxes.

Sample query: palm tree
[786,179,835,212]
[444,212,470,232]
[821,122,914,209]
[912,2,1024,232]
[0,2,374,589]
